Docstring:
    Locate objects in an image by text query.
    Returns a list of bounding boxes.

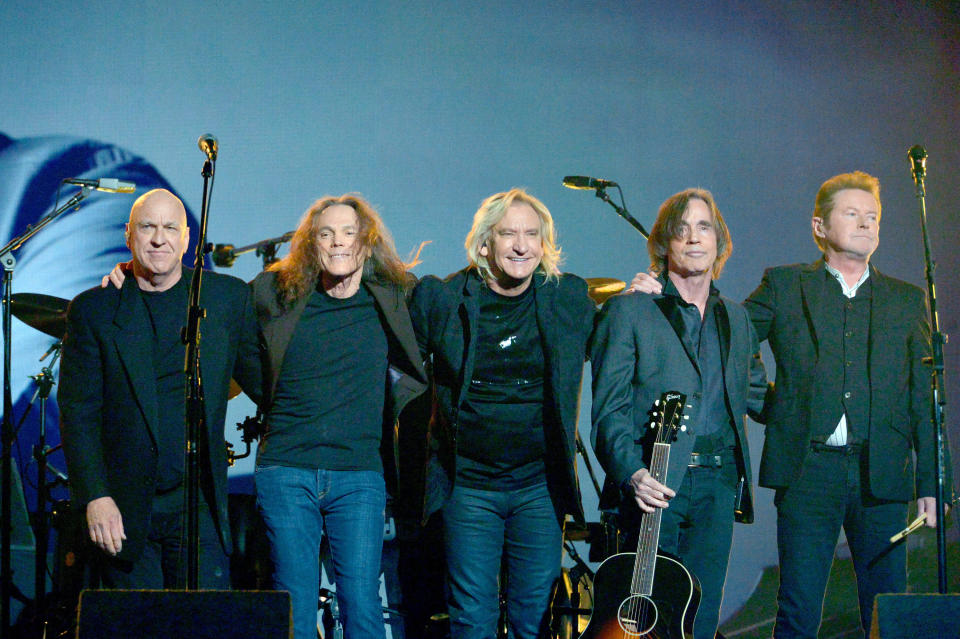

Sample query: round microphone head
[908,144,927,162]
[198,133,218,160]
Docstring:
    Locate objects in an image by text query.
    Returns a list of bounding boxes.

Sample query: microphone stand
[183,156,215,589]
[908,146,950,592]
[209,231,294,270]
[595,186,649,239]
[29,343,60,633]
[0,187,90,632]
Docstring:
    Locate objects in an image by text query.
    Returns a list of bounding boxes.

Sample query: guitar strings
[624,400,678,637]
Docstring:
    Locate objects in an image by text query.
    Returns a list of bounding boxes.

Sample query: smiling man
[591,188,767,639]
[250,194,427,639]
[59,188,261,589]
[408,188,595,639]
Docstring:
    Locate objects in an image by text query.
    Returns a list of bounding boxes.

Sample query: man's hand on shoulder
[100,261,132,289]
[627,271,662,295]
[629,467,675,512]
[87,496,127,555]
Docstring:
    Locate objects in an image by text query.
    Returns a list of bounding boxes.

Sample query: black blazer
[591,287,767,523]
[743,260,946,501]
[407,268,595,525]
[58,268,261,561]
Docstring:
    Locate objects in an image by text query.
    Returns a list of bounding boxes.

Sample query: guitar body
[579,551,701,639]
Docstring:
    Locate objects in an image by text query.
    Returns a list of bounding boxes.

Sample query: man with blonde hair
[408,188,594,639]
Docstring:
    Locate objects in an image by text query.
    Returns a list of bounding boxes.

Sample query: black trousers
[624,449,739,639]
[98,489,230,590]
[773,445,907,638]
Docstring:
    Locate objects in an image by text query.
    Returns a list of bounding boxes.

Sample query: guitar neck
[630,441,670,596]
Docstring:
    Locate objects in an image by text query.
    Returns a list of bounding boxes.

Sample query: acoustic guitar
[580,391,700,639]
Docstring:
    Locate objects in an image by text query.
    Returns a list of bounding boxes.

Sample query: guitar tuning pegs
[654,399,661,406]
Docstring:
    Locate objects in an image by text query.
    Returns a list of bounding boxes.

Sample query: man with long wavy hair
[250,194,427,639]
[408,188,595,639]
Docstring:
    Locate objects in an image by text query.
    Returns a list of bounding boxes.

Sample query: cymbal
[10,293,69,338]
[563,521,591,542]
[585,278,625,304]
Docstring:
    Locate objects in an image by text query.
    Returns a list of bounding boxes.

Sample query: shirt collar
[823,261,870,298]
[659,272,720,304]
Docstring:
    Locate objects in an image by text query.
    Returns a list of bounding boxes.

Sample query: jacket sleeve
[58,296,110,507]
[590,295,646,488]
[746,319,768,422]
[743,268,777,343]
[232,283,264,405]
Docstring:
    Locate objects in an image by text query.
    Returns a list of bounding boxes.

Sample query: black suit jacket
[407,268,595,524]
[58,268,261,561]
[743,260,946,501]
[591,287,767,523]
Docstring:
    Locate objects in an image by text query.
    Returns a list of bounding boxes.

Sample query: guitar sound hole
[616,595,657,636]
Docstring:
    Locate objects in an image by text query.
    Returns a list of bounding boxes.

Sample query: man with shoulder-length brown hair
[592,188,766,639]
[251,194,427,639]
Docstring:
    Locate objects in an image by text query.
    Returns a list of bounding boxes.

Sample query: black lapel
[799,260,829,358]
[112,277,159,443]
[532,274,558,397]
[654,295,700,375]
[367,279,427,383]
[715,297,731,377]
[458,271,481,398]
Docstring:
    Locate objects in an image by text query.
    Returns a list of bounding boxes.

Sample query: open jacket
[59,268,261,561]
[405,268,595,525]
[249,270,428,500]
[590,284,767,523]
[743,260,948,501]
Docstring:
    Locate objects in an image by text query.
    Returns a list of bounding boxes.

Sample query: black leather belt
[688,453,723,468]
[810,442,862,455]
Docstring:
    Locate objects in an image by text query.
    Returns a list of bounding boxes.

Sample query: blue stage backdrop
[1,0,957,623]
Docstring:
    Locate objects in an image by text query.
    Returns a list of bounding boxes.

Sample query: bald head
[125,188,190,291]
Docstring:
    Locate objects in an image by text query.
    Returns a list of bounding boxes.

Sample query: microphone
[198,133,218,161]
[62,178,136,193]
[562,175,618,190]
[211,244,236,267]
[908,144,927,183]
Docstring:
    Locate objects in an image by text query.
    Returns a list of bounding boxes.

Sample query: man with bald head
[59,188,261,588]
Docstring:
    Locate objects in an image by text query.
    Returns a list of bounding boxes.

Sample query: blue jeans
[256,465,387,639]
[443,481,562,639]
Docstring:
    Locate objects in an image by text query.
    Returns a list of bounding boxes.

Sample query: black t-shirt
[139,277,188,492]
[258,283,389,471]
[457,284,547,490]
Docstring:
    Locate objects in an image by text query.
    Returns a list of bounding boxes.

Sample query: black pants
[624,450,738,639]
[773,445,907,638]
[98,489,230,590]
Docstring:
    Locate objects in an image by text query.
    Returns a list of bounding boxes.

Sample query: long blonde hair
[464,188,561,283]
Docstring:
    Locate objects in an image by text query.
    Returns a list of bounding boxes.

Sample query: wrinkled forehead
[129,191,187,228]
